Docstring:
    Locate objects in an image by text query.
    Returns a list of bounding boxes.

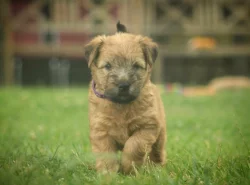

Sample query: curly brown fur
[84,28,166,175]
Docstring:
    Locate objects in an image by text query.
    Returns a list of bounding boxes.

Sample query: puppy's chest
[109,124,129,146]
[108,116,137,146]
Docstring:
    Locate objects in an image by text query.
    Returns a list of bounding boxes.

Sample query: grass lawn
[0,87,249,185]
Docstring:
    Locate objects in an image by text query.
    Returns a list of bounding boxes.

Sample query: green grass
[0,87,249,185]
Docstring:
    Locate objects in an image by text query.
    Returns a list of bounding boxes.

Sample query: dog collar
[92,81,107,99]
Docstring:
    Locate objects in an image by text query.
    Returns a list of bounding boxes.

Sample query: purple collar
[92,81,107,99]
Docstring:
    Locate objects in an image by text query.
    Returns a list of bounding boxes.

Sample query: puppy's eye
[104,63,111,70]
[133,64,142,70]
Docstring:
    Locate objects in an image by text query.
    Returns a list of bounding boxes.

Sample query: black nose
[118,82,130,91]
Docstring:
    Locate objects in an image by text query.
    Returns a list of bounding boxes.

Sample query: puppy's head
[84,27,158,104]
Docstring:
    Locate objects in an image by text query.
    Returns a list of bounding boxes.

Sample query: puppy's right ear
[84,36,105,68]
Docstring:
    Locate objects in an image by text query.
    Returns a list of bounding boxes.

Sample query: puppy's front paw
[120,160,138,175]
[96,159,119,174]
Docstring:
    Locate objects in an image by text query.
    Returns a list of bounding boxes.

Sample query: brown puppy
[84,22,166,174]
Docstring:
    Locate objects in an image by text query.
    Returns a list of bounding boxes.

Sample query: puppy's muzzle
[106,81,137,104]
[118,82,130,93]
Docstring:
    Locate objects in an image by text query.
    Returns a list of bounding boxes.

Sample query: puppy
[84,22,166,174]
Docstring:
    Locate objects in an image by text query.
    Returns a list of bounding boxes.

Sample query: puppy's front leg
[91,131,119,173]
[121,129,158,174]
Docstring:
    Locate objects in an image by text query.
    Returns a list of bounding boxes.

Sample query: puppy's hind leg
[149,130,166,165]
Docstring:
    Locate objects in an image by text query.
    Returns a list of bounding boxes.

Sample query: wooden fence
[1,0,250,85]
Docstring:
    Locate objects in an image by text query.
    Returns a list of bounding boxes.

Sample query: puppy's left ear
[84,36,105,68]
[140,37,158,66]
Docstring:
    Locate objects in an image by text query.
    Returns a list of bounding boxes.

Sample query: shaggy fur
[84,29,166,174]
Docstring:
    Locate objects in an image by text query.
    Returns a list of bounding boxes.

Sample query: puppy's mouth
[109,94,137,104]
[106,90,137,104]
[103,84,140,104]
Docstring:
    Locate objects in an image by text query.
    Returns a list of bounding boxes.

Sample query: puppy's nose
[118,82,130,91]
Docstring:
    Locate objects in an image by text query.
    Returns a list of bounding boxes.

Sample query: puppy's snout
[118,82,130,92]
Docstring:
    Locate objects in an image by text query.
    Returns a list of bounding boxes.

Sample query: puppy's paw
[96,160,120,174]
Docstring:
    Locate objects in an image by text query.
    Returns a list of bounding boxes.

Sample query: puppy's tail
[116,21,127,33]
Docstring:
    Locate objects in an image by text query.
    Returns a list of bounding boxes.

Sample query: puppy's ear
[84,36,105,68]
[140,37,158,66]
[116,21,127,33]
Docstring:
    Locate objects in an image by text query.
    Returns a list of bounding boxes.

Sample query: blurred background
[0,0,250,87]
